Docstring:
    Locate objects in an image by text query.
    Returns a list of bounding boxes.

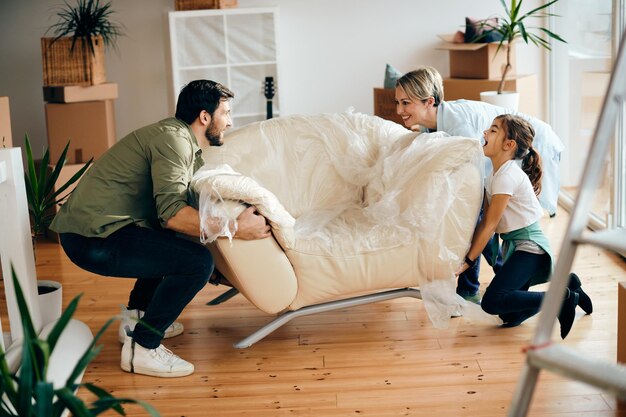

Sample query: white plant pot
[480,91,520,111]
[37,280,62,328]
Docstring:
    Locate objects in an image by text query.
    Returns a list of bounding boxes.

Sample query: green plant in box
[476,0,566,94]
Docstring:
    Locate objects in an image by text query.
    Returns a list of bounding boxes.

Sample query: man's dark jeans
[60,224,213,349]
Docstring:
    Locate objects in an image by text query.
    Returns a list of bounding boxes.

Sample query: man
[50,80,270,378]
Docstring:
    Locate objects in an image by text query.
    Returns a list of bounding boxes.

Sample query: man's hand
[234,206,271,240]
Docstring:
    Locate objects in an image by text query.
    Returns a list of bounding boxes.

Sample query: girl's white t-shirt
[486,160,545,234]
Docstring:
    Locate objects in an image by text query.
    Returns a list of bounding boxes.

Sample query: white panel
[0,148,41,342]
[176,15,226,67]
[230,64,278,116]
[178,67,229,93]
[169,7,279,127]
[226,13,276,64]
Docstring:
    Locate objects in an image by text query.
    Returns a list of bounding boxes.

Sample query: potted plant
[24,134,92,247]
[477,0,566,109]
[1,265,160,417]
[41,0,124,86]
[24,133,92,326]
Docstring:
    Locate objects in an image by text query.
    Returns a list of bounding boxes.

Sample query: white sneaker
[120,336,194,377]
[118,305,184,343]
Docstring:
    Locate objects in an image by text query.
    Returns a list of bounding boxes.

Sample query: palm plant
[0,265,161,416]
[46,0,124,55]
[23,134,92,240]
[479,0,566,94]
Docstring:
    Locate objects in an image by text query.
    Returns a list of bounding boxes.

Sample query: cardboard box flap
[436,34,489,51]
[43,83,118,103]
[437,33,516,51]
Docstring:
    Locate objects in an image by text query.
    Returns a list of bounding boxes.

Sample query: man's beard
[205,120,223,146]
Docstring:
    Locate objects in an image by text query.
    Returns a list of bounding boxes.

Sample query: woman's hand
[234,206,271,240]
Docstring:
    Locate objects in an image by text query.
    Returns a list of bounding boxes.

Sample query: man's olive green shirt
[50,117,204,238]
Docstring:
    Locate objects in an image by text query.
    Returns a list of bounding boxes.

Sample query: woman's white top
[486,159,544,234]
[435,99,564,216]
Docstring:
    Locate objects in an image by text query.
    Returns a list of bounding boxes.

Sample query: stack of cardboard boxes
[43,83,117,165]
[438,36,539,117]
[43,82,118,240]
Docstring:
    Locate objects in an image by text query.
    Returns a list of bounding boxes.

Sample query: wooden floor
[8,206,626,416]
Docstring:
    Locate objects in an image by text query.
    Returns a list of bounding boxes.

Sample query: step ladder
[508,29,626,416]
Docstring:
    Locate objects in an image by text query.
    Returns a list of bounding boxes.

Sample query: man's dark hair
[175,80,234,124]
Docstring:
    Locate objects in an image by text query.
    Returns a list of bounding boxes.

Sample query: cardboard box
[45,100,116,164]
[373,88,404,126]
[43,162,91,242]
[437,34,516,80]
[43,83,118,103]
[0,96,12,148]
[175,0,237,10]
[443,74,538,117]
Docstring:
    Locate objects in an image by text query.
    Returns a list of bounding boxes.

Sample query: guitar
[264,76,275,119]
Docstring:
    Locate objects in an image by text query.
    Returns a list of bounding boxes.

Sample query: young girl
[455,114,592,339]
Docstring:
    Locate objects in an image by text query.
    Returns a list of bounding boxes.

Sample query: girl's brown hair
[495,114,543,197]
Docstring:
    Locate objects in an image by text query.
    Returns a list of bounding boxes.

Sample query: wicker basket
[175,0,238,10]
[41,36,106,87]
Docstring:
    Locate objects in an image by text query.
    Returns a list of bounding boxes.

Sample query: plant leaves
[44,157,93,208]
[4,265,159,417]
[65,316,116,387]
[24,134,39,206]
[88,395,162,417]
[520,0,561,21]
[45,0,125,55]
[82,383,125,415]
[34,381,54,416]
[537,27,567,43]
[56,386,92,416]
[46,293,81,353]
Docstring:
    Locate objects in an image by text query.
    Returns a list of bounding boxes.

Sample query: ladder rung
[526,344,626,400]
[575,229,626,255]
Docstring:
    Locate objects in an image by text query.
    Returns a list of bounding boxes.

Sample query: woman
[454,114,591,338]
[395,66,564,302]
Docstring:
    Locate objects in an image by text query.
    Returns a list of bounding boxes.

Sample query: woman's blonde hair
[396,66,444,106]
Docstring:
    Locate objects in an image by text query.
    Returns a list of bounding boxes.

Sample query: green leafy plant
[23,134,93,239]
[0,265,161,416]
[46,0,124,55]
[479,0,566,94]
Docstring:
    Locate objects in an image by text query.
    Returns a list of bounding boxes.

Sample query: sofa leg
[233,287,422,349]
[206,287,240,306]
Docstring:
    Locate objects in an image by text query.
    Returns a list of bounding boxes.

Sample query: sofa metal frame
[209,287,422,348]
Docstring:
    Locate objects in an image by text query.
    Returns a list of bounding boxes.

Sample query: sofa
[191,111,484,347]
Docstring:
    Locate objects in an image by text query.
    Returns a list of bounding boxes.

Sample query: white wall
[0,0,545,156]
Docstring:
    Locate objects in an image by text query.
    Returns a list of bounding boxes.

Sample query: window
[550,0,625,232]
